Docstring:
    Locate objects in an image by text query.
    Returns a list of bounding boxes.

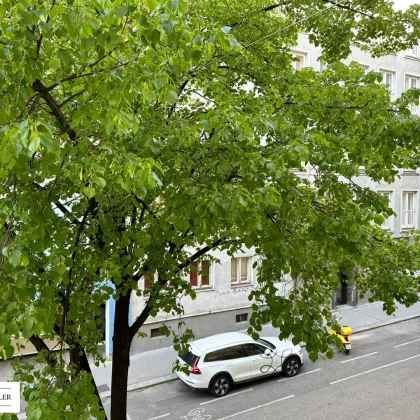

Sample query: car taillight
[344,336,349,342]
[191,357,202,374]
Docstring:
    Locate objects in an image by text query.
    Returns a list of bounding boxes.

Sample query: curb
[99,312,420,399]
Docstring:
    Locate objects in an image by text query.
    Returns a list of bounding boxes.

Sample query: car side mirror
[264,349,271,356]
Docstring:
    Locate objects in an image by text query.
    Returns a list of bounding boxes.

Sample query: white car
[176,332,303,397]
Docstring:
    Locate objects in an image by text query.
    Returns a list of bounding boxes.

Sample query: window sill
[231,283,253,288]
[193,287,214,293]
[405,54,420,61]
[400,227,416,232]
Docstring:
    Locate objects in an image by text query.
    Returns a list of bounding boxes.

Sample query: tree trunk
[110,293,133,420]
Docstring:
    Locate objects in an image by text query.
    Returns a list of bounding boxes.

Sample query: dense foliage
[1,1,420,419]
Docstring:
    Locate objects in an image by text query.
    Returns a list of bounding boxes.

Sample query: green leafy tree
[1,1,420,419]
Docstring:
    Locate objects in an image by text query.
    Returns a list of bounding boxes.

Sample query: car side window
[204,349,225,362]
[222,345,247,360]
[242,343,268,357]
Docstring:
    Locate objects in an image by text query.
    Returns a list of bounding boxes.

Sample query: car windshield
[257,338,275,350]
[178,351,199,367]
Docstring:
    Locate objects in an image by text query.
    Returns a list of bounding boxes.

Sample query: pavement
[90,300,420,399]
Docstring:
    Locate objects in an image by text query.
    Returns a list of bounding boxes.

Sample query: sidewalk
[92,300,420,398]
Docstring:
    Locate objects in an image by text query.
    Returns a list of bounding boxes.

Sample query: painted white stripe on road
[216,394,295,420]
[200,388,253,405]
[278,368,321,382]
[394,338,420,348]
[340,352,378,364]
[145,414,170,420]
[330,353,420,385]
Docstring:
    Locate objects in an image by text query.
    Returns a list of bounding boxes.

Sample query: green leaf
[164,90,178,105]
[21,255,29,267]
[9,250,21,266]
[170,0,179,11]
[83,186,96,198]
[221,26,231,34]
[93,177,106,189]
[22,317,34,332]
[114,6,128,18]
[142,89,156,103]
[28,136,41,153]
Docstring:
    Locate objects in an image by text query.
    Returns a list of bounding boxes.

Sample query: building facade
[106,35,420,356]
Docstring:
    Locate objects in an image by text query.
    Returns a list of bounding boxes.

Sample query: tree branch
[322,0,375,19]
[58,89,86,108]
[32,79,77,143]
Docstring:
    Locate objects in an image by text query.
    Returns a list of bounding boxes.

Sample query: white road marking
[330,353,420,385]
[340,352,378,363]
[278,368,321,382]
[394,338,420,348]
[126,415,132,420]
[200,388,253,405]
[216,394,295,420]
[145,414,170,420]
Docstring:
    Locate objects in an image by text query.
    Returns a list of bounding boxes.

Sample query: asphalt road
[103,317,420,420]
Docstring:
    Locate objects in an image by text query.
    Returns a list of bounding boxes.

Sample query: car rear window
[179,351,199,367]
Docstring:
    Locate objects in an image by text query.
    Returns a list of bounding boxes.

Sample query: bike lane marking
[278,368,321,382]
[340,352,378,363]
[330,353,420,385]
[216,395,295,420]
[200,388,253,405]
[394,338,420,348]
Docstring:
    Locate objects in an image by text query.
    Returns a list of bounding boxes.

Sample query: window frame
[189,260,212,290]
[401,190,418,230]
[379,68,396,98]
[406,46,420,59]
[404,73,420,115]
[230,256,252,286]
[376,189,394,232]
[290,49,308,71]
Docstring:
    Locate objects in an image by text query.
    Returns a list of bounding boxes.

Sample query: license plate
[345,344,351,350]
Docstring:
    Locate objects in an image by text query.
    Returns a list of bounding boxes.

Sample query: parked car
[176,332,303,397]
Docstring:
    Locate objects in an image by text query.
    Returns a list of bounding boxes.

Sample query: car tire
[210,375,231,398]
[344,349,350,355]
[283,357,300,378]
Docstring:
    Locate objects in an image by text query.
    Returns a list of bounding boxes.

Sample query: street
[102,317,420,420]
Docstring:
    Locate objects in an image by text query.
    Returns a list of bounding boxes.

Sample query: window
[231,257,251,285]
[150,328,165,338]
[407,45,420,57]
[236,313,248,323]
[179,350,200,366]
[242,343,267,356]
[204,349,225,363]
[222,345,247,360]
[405,76,419,114]
[357,63,370,74]
[402,191,417,229]
[380,70,395,97]
[378,191,393,230]
[290,51,307,70]
[144,270,154,290]
[190,260,211,288]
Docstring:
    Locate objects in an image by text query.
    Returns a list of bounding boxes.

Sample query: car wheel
[283,357,300,377]
[210,375,231,397]
[344,349,350,355]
